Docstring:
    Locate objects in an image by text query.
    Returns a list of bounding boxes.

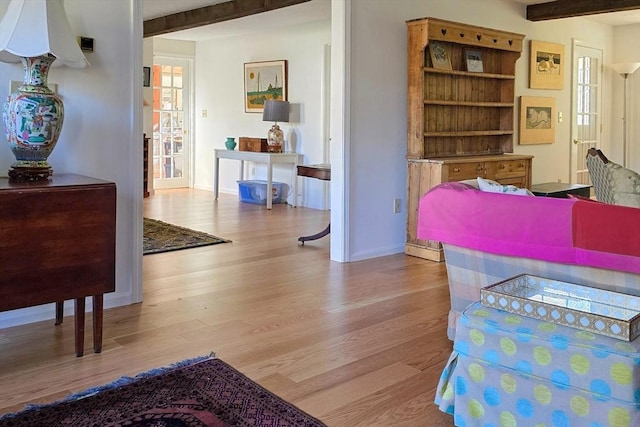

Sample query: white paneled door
[571,43,603,185]
[152,57,191,189]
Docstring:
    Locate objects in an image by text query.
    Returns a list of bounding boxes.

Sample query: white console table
[214,149,303,209]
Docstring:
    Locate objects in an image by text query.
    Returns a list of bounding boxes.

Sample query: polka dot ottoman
[435,301,640,427]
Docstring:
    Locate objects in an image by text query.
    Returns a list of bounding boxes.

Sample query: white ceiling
[141,0,640,41]
[586,11,640,26]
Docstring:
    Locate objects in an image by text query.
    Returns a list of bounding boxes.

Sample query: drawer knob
[453,167,460,172]
[476,165,483,171]
[499,164,506,169]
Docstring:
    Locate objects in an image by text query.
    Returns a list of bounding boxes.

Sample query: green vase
[225,137,236,150]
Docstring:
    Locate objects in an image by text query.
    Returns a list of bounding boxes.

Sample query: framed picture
[244,60,287,113]
[428,41,451,70]
[529,40,564,89]
[519,96,555,145]
[143,67,151,87]
[464,49,483,72]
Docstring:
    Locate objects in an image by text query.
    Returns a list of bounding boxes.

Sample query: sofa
[416,181,640,340]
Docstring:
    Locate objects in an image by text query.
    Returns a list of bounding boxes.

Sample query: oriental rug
[144,218,230,255]
[0,355,326,427]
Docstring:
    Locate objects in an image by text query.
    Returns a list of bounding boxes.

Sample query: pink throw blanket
[417,182,640,274]
[572,200,640,272]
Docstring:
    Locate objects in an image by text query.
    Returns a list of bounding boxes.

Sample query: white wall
[154,38,196,57]
[343,0,615,261]
[192,21,331,208]
[0,0,142,327]
[612,24,640,172]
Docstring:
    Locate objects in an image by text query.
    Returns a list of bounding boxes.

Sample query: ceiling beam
[144,0,312,38]
[527,0,640,21]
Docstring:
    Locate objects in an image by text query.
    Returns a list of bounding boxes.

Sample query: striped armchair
[586,148,640,207]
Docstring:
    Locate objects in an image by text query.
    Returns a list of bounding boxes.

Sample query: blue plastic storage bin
[237,180,288,205]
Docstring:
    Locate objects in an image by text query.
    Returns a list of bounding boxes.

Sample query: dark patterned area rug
[0,355,326,427]
[144,218,230,255]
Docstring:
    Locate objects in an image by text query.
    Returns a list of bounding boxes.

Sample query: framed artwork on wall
[243,60,287,113]
[429,41,452,70]
[529,40,564,89]
[519,96,556,145]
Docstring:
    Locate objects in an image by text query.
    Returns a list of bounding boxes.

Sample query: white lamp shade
[263,100,290,123]
[0,0,88,68]
[611,62,640,76]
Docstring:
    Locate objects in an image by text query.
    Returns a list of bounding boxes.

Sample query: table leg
[266,160,273,210]
[298,223,331,245]
[239,160,245,181]
[55,301,64,325]
[74,297,85,357]
[214,156,220,200]
[292,158,298,207]
[93,295,104,353]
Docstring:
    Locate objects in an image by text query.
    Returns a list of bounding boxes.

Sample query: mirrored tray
[480,274,640,341]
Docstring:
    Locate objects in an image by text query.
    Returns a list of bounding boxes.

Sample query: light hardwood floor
[0,188,454,426]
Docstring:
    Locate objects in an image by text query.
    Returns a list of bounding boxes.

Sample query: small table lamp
[0,0,88,181]
[262,99,289,153]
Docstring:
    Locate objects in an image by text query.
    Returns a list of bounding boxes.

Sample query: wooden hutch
[405,17,532,261]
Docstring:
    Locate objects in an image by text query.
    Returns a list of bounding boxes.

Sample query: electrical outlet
[393,198,402,213]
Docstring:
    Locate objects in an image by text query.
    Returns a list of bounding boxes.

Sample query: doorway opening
[152,57,192,189]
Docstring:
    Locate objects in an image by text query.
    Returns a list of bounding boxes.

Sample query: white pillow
[458,179,480,188]
[476,177,534,196]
